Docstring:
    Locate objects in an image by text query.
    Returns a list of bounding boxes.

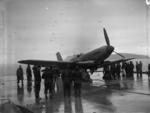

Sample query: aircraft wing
[76,58,134,67]
[18,59,95,68]
[18,58,134,69]
[99,58,134,68]
[18,59,72,67]
[107,53,149,61]
[75,58,134,74]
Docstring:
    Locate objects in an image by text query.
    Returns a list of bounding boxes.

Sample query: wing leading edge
[18,58,134,69]
[18,60,72,67]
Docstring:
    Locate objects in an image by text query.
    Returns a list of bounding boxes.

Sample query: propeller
[103,27,126,59]
[103,28,110,46]
[114,51,126,59]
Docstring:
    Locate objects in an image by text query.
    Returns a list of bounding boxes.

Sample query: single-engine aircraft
[18,28,133,74]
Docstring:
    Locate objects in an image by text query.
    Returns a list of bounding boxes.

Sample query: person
[125,62,130,78]
[136,61,139,76]
[139,61,143,77]
[116,63,121,79]
[81,69,92,83]
[148,64,150,79]
[26,64,32,82]
[122,62,126,77]
[32,65,41,100]
[110,64,116,80]
[61,65,72,97]
[73,65,82,97]
[52,68,60,93]
[129,61,134,78]
[42,67,54,99]
[26,65,32,95]
[16,65,24,85]
[103,65,111,80]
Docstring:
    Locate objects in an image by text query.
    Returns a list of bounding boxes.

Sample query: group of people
[122,61,135,78]
[16,65,32,85]
[16,64,83,101]
[103,62,121,80]
[16,60,150,101]
[42,66,59,99]
[103,61,143,80]
[61,65,82,98]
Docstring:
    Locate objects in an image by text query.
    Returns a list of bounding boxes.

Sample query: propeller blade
[103,28,110,46]
[114,51,126,59]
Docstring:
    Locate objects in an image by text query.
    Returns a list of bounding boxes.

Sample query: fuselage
[67,45,114,63]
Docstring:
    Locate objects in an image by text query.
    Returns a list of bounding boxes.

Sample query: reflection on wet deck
[1,73,150,113]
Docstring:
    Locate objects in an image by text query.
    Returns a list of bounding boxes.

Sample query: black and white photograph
[0,0,150,113]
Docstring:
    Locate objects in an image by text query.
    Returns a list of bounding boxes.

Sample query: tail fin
[56,52,63,61]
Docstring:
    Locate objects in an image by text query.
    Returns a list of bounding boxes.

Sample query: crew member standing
[122,62,126,77]
[139,61,143,77]
[148,64,150,79]
[33,65,41,100]
[26,64,32,82]
[129,61,134,78]
[61,65,72,97]
[73,65,82,97]
[53,68,60,93]
[103,65,111,80]
[136,61,139,77]
[42,67,54,99]
[111,64,116,80]
[16,65,24,85]
[116,63,121,79]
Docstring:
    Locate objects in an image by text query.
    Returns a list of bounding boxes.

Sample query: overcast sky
[0,0,150,66]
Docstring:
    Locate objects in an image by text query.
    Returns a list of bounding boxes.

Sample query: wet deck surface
[1,73,150,113]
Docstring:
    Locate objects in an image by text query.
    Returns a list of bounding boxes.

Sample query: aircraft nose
[110,46,114,52]
[111,46,114,51]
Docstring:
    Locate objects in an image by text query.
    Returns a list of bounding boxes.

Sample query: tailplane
[56,52,63,61]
